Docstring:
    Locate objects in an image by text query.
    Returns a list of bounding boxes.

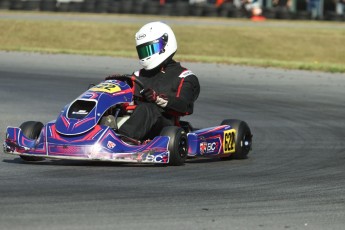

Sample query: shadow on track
[2,156,249,167]
[2,158,166,168]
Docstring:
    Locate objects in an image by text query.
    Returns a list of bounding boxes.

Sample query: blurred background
[0,0,344,21]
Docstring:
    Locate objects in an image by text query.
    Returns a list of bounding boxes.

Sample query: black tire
[325,11,344,21]
[221,119,252,160]
[95,0,109,13]
[40,0,57,12]
[173,2,190,16]
[10,0,23,10]
[275,7,291,20]
[0,0,11,10]
[120,0,133,14]
[19,121,45,162]
[218,2,234,18]
[160,126,188,166]
[203,4,218,17]
[190,4,204,17]
[57,2,70,12]
[82,0,95,12]
[262,8,276,19]
[296,11,311,20]
[23,0,41,11]
[69,2,83,12]
[159,3,173,16]
[108,1,120,13]
[143,1,159,15]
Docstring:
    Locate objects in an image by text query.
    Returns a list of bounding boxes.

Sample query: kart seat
[179,120,195,133]
[123,104,195,133]
[117,115,130,129]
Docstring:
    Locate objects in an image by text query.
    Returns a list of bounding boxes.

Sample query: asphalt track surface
[0,52,345,230]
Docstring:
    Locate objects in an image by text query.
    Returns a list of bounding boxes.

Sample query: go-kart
[3,75,252,166]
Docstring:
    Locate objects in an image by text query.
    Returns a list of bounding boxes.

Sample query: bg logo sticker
[136,33,146,40]
[223,129,236,154]
[200,142,207,154]
[107,141,116,149]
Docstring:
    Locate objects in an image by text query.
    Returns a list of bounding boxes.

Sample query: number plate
[223,129,236,154]
[90,83,121,94]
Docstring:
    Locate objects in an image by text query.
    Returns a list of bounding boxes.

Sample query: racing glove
[140,88,168,108]
[140,88,157,102]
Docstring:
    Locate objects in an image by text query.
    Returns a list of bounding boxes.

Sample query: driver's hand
[140,88,157,103]
[140,88,168,108]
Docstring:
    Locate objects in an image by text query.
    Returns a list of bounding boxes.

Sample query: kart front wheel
[19,121,45,162]
[220,119,252,160]
[160,126,188,166]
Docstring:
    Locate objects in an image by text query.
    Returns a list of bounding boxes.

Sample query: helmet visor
[136,36,167,60]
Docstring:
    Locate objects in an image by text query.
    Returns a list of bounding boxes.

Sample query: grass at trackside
[0,12,345,73]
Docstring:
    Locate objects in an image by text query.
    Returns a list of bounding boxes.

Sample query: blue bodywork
[4,79,236,164]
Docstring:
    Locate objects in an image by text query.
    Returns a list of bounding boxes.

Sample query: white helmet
[135,21,177,70]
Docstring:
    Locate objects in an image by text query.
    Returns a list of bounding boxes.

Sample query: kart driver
[111,21,200,141]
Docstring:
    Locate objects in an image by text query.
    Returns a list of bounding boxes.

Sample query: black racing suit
[119,60,200,140]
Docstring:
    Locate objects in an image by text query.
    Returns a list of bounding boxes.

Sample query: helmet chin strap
[162,52,175,66]
[144,52,176,72]
[159,52,176,72]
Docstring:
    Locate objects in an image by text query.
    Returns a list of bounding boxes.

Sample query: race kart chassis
[3,76,252,165]
[4,122,237,164]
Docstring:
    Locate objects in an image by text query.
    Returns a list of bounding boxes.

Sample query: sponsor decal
[89,83,121,94]
[178,70,194,78]
[107,141,116,149]
[223,129,236,154]
[200,142,207,154]
[136,33,146,40]
[200,141,220,154]
[207,142,218,152]
[154,154,168,163]
[82,92,98,99]
[72,110,88,115]
[145,154,155,162]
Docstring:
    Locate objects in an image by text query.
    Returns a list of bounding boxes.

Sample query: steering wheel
[105,74,144,90]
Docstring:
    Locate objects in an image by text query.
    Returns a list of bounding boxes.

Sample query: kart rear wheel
[160,126,188,166]
[19,121,45,162]
[220,119,252,159]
